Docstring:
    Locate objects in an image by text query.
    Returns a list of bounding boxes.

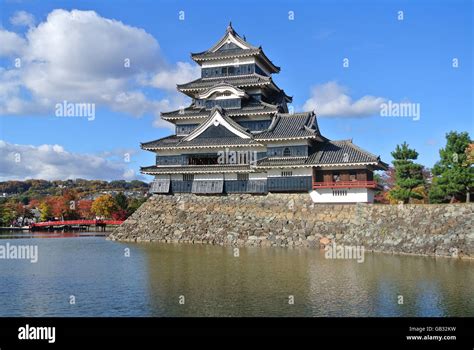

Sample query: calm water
[0,232,473,317]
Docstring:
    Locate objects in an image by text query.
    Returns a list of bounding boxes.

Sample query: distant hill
[0,179,150,199]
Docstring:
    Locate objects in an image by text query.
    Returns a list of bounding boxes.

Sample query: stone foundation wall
[109,193,474,258]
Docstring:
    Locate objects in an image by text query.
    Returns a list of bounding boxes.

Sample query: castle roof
[257,140,388,170]
[254,112,324,141]
[161,101,279,121]
[190,22,280,73]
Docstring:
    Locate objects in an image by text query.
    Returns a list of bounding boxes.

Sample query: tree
[388,142,425,203]
[114,192,128,211]
[39,201,53,222]
[374,167,396,203]
[62,189,80,219]
[112,209,128,221]
[0,201,19,226]
[429,132,473,203]
[127,198,147,216]
[48,196,68,220]
[91,194,116,219]
[466,143,474,164]
[77,200,93,219]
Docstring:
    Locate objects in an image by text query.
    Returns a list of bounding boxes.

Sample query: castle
[141,24,387,203]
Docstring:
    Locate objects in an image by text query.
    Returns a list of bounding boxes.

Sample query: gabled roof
[190,23,280,73]
[254,112,325,141]
[142,107,266,150]
[183,106,252,141]
[208,22,258,52]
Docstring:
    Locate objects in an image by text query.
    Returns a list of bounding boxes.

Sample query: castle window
[281,171,293,177]
[183,174,194,181]
[283,147,291,157]
[237,173,249,181]
[332,190,348,196]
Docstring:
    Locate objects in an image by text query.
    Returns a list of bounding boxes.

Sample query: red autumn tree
[77,200,93,219]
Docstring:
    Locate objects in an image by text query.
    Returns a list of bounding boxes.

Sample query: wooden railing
[312,180,378,189]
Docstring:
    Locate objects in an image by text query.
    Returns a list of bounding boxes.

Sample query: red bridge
[30,220,124,231]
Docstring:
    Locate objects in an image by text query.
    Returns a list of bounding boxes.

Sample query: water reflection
[0,235,472,317]
[138,243,474,317]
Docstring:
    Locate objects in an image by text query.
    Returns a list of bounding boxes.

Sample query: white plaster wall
[201,57,255,68]
[309,188,373,203]
[224,173,238,180]
[267,168,312,177]
[194,173,224,181]
[249,172,267,180]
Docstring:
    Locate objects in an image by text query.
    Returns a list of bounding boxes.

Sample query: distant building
[141,24,387,203]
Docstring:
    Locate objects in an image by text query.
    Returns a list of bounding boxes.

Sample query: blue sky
[0,0,472,181]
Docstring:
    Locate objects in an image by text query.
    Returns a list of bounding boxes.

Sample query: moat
[0,233,472,317]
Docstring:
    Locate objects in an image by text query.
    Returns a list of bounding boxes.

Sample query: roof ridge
[332,139,353,143]
[276,111,312,117]
[161,105,204,116]
[259,101,278,108]
[267,115,280,132]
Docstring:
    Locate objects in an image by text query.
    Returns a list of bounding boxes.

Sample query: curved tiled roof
[191,48,281,73]
[257,157,309,167]
[141,135,184,150]
[161,102,279,120]
[308,140,384,165]
[256,140,387,169]
[190,23,280,73]
[191,47,262,61]
[254,112,323,141]
[142,107,266,150]
[177,74,272,92]
[142,135,263,150]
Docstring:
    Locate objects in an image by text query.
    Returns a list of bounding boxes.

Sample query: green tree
[429,131,473,203]
[388,142,425,203]
[0,201,18,226]
[114,192,128,211]
[127,197,147,216]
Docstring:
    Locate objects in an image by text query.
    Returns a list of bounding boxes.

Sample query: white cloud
[0,9,197,123]
[149,62,200,91]
[0,140,142,181]
[10,11,35,27]
[303,81,387,117]
[0,30,26,56]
